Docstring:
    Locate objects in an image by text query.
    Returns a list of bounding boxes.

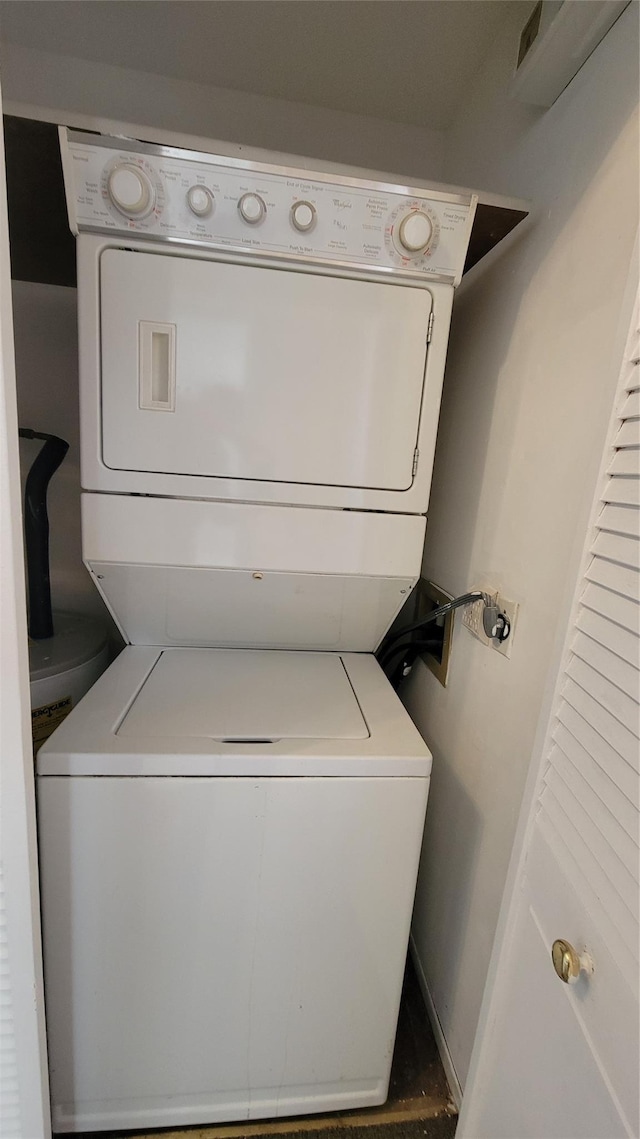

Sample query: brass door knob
[551,939,594,984]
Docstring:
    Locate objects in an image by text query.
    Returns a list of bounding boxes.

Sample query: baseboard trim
[409,935,463,1112]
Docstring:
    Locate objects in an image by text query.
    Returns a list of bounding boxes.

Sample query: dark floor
[70,956,457,1139]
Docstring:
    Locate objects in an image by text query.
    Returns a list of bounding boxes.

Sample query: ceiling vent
[511,0,630,107]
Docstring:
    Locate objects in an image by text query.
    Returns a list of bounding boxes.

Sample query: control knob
[238,193,266,224]
[397,210,433,254]
[291,201,316,232]
[187,185,214,217]
[107,163,154,217]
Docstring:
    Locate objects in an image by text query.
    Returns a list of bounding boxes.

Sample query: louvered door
[459,294,639,1139]
[541,347,640,994]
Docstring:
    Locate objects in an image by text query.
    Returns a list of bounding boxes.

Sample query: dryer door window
[100,249,431,491]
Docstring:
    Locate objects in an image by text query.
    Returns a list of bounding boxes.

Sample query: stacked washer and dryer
[38,129,477,1132]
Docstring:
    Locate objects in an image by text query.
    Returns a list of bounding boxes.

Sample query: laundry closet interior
[1,3,638,1138]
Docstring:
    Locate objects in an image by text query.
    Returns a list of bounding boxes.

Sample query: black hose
[19,429,69,640]
[377,590,488,669]
[381,637,441,688]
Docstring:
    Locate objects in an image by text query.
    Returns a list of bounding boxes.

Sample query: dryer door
[100,249,430,492]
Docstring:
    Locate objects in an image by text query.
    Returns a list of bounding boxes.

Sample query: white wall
[0,42,444,181]
[403,2,639,1091]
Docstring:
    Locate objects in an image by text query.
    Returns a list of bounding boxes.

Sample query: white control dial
[398,211,433,253]
[107,163,154,217]
[291,201,316,232]
[187,185,214,217]
[238,193,266,224]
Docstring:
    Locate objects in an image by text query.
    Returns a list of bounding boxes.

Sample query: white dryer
[37,130,478,1132]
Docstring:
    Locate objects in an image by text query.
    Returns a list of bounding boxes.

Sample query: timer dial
[187,185,214,217]
[291,201,316,232]
[398,211,433,253]
[107,163,154,217]
[238,193,266,224]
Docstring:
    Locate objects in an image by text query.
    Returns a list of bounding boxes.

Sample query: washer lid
[117,649,369,742]
[37,647,431,776]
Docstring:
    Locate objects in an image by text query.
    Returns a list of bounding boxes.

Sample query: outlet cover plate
[461,595,494,647]
[462,587,518,658]
[492,594,519,658]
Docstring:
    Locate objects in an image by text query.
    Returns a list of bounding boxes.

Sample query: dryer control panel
[60,129,477,284]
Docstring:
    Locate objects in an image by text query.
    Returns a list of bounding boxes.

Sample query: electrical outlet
[492,594,519,659]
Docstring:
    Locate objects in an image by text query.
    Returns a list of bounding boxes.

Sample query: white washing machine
[39,649,431,1131]
[37,130,478,1132]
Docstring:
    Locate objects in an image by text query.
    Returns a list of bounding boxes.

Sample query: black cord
[377,590,489,669]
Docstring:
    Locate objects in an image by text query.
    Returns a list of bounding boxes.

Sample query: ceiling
[0,1,529,131]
